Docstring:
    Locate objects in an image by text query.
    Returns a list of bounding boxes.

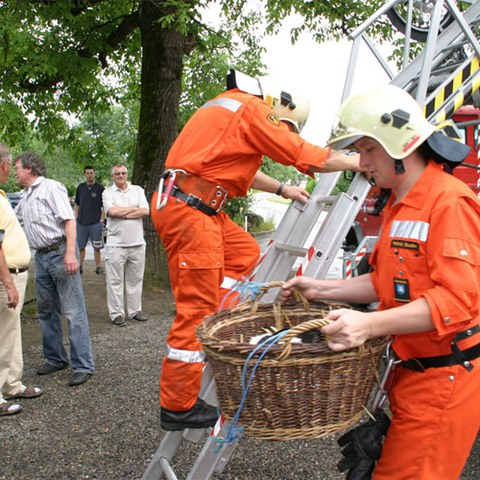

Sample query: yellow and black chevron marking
[424,56,480,123]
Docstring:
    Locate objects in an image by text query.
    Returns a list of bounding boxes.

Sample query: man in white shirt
[14,152,94,387]
[102,164,149,327]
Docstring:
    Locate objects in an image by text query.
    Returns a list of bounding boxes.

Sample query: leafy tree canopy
[0,0,387,147]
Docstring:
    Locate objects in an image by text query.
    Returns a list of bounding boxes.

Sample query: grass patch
[266,196,291,204]
[248,215,276,233]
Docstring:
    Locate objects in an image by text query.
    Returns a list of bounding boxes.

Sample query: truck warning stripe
[424,56,480,121]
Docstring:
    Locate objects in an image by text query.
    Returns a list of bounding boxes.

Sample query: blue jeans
[35,243,95,373]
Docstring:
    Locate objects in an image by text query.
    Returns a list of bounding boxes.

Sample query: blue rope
[219,279,269,310]
[215,329,290,449]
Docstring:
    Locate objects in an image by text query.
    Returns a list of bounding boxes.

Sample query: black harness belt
[401,325,480,372]
[168,187,220,216]
[401,343,480,372]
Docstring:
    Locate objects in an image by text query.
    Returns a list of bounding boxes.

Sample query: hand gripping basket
[196,282,387,441]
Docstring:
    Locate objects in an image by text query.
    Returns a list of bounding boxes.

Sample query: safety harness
[156,169,228,216]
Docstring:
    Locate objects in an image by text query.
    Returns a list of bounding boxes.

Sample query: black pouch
[337,409,391,480]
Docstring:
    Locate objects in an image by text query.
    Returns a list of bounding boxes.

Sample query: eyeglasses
[113,172,127,176]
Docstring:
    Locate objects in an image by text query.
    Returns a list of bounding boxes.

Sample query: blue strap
[215,329,290,448]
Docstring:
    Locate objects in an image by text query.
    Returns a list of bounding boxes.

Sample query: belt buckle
[212,185,228,213]
[186,194,202,209]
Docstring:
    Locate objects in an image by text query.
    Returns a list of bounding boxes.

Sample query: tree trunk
[133,0,186,285]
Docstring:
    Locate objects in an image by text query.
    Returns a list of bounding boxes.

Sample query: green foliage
[67,105,139,184]
[223,195,252,225]
[306,171,353,196]
[260,157,306,185]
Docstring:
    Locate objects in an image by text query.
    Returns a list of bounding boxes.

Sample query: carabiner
[156,169,186,210]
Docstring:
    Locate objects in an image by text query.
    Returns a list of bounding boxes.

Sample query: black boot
[160,398,219,431]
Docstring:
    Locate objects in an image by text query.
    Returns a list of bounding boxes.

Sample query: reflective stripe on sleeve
[390,220,429,241]
[201,98,242,113]
[166,344,206,363]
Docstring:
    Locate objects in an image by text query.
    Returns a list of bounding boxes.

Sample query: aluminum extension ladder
[142,1,480,478]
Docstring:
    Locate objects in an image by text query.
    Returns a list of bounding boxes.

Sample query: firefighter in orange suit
[281,84,480,479]
[151,69,363,431]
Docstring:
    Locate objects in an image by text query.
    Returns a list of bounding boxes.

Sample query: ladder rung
[160,458,179,480]
[274,243,308,257]
[315,195,337,204]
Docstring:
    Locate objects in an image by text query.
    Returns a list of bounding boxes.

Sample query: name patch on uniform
[267,113,280,127]
[394,278,410,303]
[390,239,419,251]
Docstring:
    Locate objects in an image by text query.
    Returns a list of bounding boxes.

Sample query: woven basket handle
[255,280,310,309]
[277,317,333,361]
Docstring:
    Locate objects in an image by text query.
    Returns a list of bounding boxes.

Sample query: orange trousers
[374,359,480,479]
[151,193,260,411]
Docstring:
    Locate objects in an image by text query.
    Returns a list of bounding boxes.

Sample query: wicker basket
[197,282,387,441]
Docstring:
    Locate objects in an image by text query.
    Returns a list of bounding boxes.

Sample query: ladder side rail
[342,36,363,102]
[251,172,342,283]
[272,171,340,242]
[424,53,480,115]
[250,247,301,284]
[141,432,184,480]
[348,0,405,40]
[430,70,480,124]
[302,199,362,280]
[302,175,372,280]
[258,191,365,303]
[362,35,397,80]
[186,420,239,480]
[415,0,447,105]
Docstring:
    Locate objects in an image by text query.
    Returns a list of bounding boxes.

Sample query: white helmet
[328,84,470,167]
[258,76,310,133]
[329,84,436,159]
[226,69,310,133]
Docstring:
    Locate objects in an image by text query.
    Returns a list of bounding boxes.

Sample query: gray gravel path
[1,258,479,479]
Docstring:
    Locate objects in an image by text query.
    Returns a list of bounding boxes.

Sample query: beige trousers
[0,270,28,399]
[105,245,145,321]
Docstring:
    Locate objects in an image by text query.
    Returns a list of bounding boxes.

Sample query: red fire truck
[343,105,480,278]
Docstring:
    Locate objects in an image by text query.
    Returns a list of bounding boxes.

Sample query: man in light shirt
[102,164,149,327]
[0,144,43,416]
[15,152,94,387]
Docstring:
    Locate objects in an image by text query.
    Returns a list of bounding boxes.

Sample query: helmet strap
[394,159,405,174]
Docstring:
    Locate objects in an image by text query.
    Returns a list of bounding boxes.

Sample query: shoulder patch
[267,112,280,127]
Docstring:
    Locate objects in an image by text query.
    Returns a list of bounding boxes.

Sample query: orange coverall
[369,162,480,479]
[151,89,329,412]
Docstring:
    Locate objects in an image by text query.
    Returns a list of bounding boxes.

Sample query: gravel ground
[1,257,480,480]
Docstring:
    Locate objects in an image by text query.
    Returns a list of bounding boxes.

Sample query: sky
[260,27,396,146]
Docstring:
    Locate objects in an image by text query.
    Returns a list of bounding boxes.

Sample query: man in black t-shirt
[74,166,105,274]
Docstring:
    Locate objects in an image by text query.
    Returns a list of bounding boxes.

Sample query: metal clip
[156,169,185,210]
[372,340,401,411]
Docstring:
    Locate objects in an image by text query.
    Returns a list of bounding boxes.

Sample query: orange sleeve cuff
[296,142,329,175]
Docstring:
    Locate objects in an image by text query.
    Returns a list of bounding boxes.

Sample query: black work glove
[337,409,391,480]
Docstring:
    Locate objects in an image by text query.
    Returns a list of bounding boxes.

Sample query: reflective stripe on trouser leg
[166,345,206,363]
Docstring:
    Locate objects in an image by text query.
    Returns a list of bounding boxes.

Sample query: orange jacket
[370,162,480,359]
[165,89,329,198]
